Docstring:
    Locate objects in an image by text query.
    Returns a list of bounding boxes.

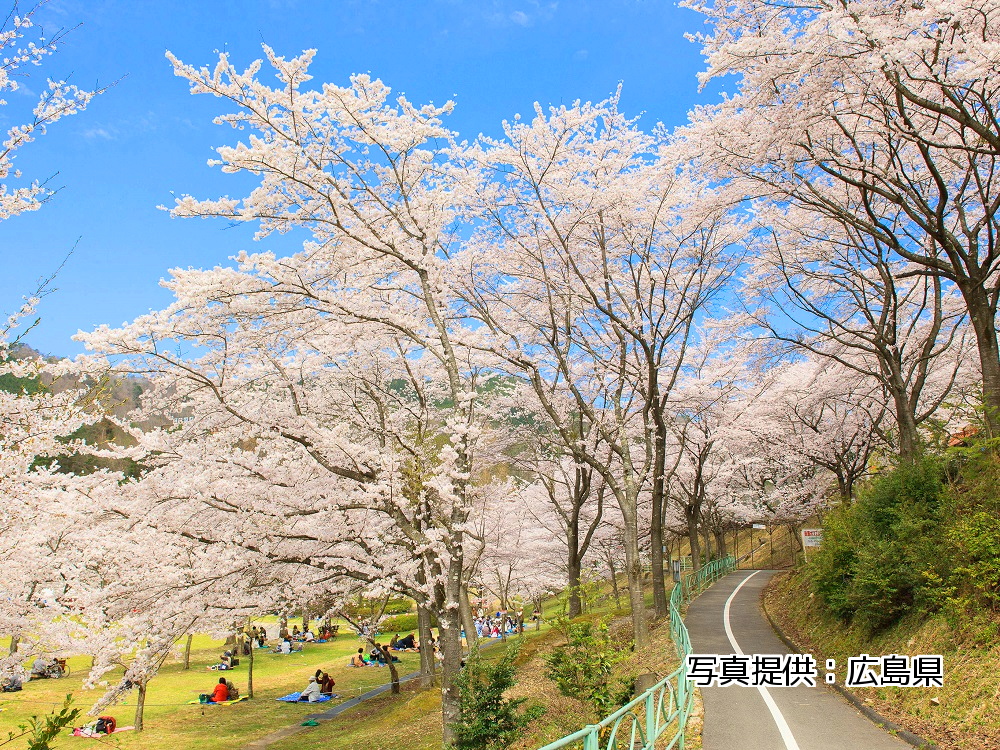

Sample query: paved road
[686,570,910,750]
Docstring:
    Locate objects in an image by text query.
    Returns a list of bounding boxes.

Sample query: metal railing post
[645,689,655,748]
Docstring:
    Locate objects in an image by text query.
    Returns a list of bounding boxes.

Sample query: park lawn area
[269,681,444,750]
[0,629,420,750]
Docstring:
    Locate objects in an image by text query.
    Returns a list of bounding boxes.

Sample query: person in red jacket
[209,677,229,703]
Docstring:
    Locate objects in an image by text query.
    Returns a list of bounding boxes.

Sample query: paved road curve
[686,570,910,750]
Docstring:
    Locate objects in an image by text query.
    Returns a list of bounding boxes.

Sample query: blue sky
[2,0,722,355]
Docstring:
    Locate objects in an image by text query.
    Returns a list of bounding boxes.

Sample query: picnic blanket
[276,692,332,704]
[72,726,135,736]
[185,695,249,706]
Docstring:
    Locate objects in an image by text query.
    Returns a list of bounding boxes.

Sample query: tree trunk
[459,584,478,650]
[417,604,435,687]
[685,505,702,572]
[439,606,464,747]
[247,632,254,698]
[378,644,401,694]
[301,611,310,633]
[960,282,1000,439]
[622,509,650,650]
[182,633,193,670]
[8,634,18,656]
[890,387,921,461]
[606,551,621,609]
[134,679,147,731]
[713,528,727,558]
[566,531,583,618]
[649,418,669,619]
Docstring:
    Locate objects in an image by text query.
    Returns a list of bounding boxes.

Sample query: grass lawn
[1,578,685,749]
[0,625,420,750]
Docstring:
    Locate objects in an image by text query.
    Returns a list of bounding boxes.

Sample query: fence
[537,555,737,750]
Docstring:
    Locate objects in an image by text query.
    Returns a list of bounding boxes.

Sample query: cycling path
[686,569,910,750]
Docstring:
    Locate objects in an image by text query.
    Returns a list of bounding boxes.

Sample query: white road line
[723,571,801,750]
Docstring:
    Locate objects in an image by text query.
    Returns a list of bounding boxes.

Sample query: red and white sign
[801,529,823,548]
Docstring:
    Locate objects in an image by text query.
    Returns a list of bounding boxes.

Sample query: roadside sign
[801,529,823,548]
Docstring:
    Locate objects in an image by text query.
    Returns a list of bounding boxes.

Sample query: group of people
[296,668,337,701]
[202,677,239,703]
[348,644,401,667]
[472,611,523,639]
[388,632,418,651]
[271,637,304,655]
[210,649,240,670]
[278,623,336,643]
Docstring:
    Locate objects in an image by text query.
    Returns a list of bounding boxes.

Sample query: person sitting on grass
[303,629,315,642]
[298,676,322,702]
[209,677,229,703]
[396,632,416,650]
[315,669,337,697]
[349,648,368,667]
[30,656,53,679]
[319,627,333,640]
[292,625,301,640]
[1,673,22,692]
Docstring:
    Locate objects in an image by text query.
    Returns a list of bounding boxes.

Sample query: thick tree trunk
[439,606,464,747]
[649,418,669,619]
[713,528,727,558]
[301,611,310,633]
[134,680,147,731]
[182,633,193,670]
[621,509,650,650]
[417,604,435,687]
[8,635,18,656]
[961,283,1000,439]
[686,511,702,572]
[890,387,921,461]
[566,526,583,618]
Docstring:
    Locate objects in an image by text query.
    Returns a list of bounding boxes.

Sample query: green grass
[0,626,420,750]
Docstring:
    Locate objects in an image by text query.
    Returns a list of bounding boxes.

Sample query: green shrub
[809,458,947,632]
[543,620,634,717]
[3,694,80,750]
[450,642,545,750]
[380,613,419,633]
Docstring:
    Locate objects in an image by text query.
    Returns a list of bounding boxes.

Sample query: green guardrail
[537,556,737,750]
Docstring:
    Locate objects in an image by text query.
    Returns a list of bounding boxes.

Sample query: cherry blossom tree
[456,94,743,642]
[743,207,969,460]
[77,45,524,740]
[683,0,1000,435]
[0,0,100,672]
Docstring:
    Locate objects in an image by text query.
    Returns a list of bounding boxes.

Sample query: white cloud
[509,10,531,26]
[81,127,115,140]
